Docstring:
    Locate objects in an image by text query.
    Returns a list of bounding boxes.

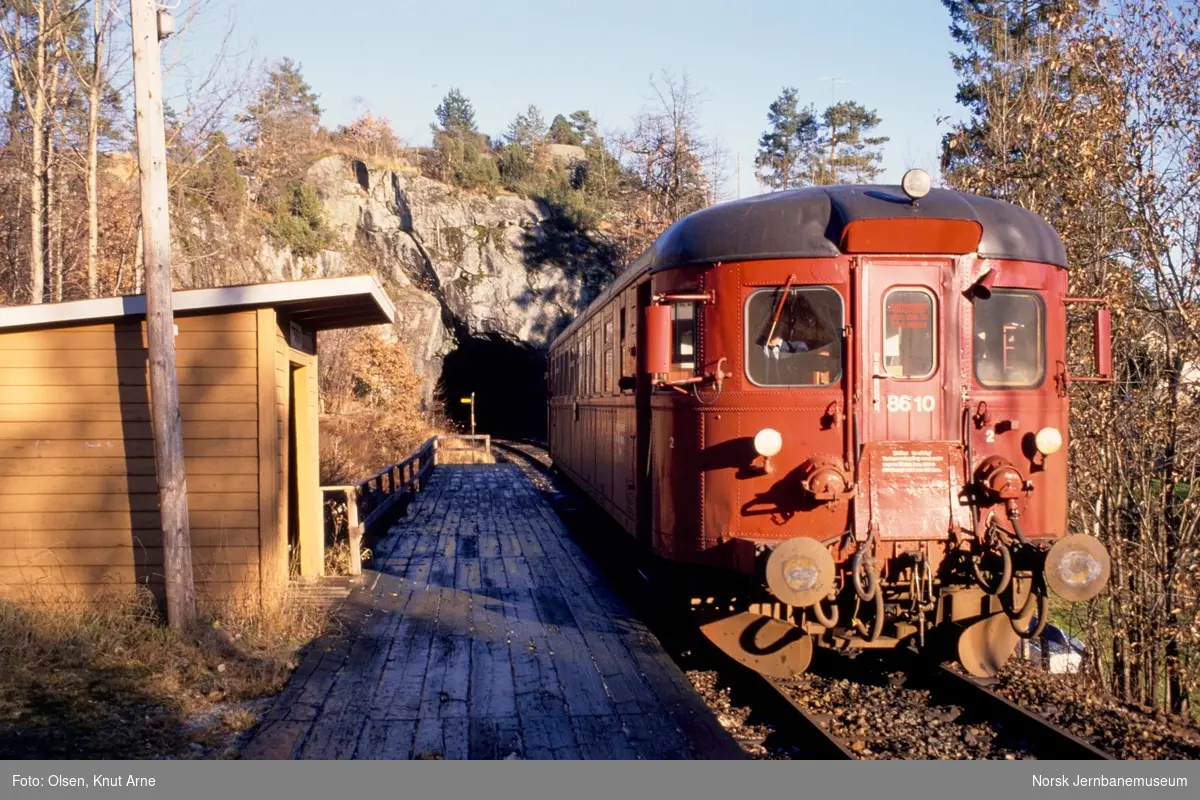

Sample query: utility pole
[131,0,194,628]
[737,152,741,199]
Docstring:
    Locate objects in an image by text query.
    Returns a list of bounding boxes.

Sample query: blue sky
[182,0,964,196]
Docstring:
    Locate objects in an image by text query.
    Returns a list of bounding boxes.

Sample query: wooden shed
[0,276,395,606]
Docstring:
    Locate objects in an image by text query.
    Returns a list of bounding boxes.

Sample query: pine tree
[184,131,245,222]
[245,57,321,137]
[433,88,477,135]
[242,58,322,191]
[548,114,581,146]
[506,104,547,149]
[754,87,820,190]
[940,0,1076,200]
[820,101,888,184]
[430,88,497,189]
[569,110,599,145]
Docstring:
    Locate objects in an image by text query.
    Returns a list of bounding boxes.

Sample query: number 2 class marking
[886,395,936,413]
[985,429,995,443]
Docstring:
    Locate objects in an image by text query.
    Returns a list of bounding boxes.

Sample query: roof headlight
[901,168,932,201]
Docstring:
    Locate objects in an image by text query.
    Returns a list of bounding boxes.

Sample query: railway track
[923,660,1113,759]
[492,439,1116,761]
[491,438,553,470]
[696,642,1114,759]
[715,645,1117,759]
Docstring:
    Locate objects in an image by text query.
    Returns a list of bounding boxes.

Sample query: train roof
[550,185,1066,349]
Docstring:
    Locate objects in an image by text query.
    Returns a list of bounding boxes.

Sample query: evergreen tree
[754,87,820,190]
[940,0,1082,200]
[549,114,581,146]
[241,58,322,191]
[499,105,549,190]
[568,110,599,145]
[430,88,497,189]
[183,131,245,222]
[433,88,477,135]
[244,57,321,138]
[506,104,547,149]
[820,101,888,184]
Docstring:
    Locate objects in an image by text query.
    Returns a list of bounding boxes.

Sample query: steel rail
[927,662,1114,760]
[755,674,858,759]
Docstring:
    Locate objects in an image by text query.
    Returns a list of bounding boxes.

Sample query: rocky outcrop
[257,155,584,406]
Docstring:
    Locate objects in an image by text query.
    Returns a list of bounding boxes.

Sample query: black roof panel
[630,185,1066,272]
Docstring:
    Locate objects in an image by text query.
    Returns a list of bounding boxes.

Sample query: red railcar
[547,175,1112,677]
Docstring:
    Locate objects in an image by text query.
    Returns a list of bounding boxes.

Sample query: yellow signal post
[460,393,476,435]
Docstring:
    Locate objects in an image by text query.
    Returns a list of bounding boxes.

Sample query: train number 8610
[886,394,936,413]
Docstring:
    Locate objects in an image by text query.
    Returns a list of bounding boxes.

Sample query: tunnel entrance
[437,334,547,441]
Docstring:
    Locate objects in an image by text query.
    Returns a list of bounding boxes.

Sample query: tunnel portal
[437,334,548,441]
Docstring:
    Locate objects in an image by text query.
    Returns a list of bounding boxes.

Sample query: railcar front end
[548,176,1113,678]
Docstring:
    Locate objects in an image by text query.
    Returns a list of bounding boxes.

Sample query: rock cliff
[254,155,586,408]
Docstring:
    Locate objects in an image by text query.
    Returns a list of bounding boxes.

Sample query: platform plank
[243,464,742,760]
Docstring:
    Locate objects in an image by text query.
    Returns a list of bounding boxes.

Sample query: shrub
[429,131,500,190]
[265,183,335,258]
[318,326,434,485]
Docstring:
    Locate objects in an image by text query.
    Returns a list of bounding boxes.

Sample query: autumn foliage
[943,0,1200,715]
[317,327,433,486]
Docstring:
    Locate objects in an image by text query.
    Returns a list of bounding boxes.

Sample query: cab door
[855,259,965,542]
[860,260,951,443]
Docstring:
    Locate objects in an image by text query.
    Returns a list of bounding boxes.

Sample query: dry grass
[324,538,372,576]
[0,588,333,759]
[435,450,494,465]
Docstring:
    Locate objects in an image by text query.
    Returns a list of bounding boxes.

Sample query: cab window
[974,290,1045,388]
[745,286,842,387]
[883,288,936,380]
[672,303,697,371]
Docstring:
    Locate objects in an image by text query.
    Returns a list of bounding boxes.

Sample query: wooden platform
[243,464,742,760]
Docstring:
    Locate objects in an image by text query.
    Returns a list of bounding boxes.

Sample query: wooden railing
[320,434,491,575]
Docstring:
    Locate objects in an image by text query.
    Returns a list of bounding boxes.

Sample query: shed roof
[0,275,396,333]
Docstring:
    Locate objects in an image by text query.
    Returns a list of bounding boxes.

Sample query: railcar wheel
[699,611,814,679]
